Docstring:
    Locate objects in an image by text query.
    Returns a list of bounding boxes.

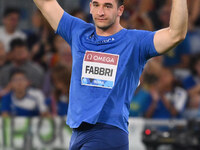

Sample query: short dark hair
[9,68,27,81]
[10,38,27,51]
[3,7,20,18]
[91,0,125,7]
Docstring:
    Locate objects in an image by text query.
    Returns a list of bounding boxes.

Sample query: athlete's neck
[95,24,123,37]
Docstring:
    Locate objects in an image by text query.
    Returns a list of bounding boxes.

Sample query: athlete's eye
[105,4,112,8]
[93,3,99,7]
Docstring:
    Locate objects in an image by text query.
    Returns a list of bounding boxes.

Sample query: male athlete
[33,0,188,149]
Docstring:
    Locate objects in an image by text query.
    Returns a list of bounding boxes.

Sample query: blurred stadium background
[0,0,200,150]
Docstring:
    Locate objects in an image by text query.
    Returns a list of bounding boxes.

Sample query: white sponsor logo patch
[81,51,119,89]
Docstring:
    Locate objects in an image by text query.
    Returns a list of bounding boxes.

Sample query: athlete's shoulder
[126,29,154,35]
[125,29,144,41]
[126,29,155,40]
[57,11,95,42]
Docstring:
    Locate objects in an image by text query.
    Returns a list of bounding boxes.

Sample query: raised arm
[33,0,64,31]
[154,0,188,54]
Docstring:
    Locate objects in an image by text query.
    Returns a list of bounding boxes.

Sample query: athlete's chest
[71,41,140,89]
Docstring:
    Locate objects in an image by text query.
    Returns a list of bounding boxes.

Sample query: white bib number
[81,51,119,89]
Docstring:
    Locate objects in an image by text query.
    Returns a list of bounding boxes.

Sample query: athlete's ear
[89,2,92,14]
[118,5,124,17]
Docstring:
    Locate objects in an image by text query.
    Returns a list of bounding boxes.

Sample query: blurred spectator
[0,38,44,89]
[131,68,187,119]
[130,73,158,117]
[0,41,8,97]
[43,35,72,97]
[188,0,200,30]
[45,65,71,116]
[124,0,139,16]
[144,56,163,75]
[0,7,26,52]
[139,0,170,14]
[0,41,7,70]
[182,55,200,118]
[187,29,200,55]
[71,9,88,22]
[120,15,129,29]
[1,69,48,117]
[128,13,154,31]
[149,2,191,76]
[26,9,43,49]
[79,0,90,15]
[153,2,171,30]
[159,3,191,80]
[163,35,191,69]
[154,68,187,118]
[28,9,55,70]
[50,35,72,68]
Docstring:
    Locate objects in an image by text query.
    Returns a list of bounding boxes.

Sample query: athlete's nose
[97,7,105,16]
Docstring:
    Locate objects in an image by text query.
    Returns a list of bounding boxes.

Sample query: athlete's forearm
[169,0,188,41]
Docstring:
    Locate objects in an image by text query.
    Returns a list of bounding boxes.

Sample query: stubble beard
[95,18,116,31]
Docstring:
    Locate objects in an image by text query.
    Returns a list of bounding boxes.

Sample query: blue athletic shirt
[56,12,160,133]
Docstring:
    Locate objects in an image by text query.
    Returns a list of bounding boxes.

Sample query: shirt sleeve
[55,11,87,45]
[139,30,160,65]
